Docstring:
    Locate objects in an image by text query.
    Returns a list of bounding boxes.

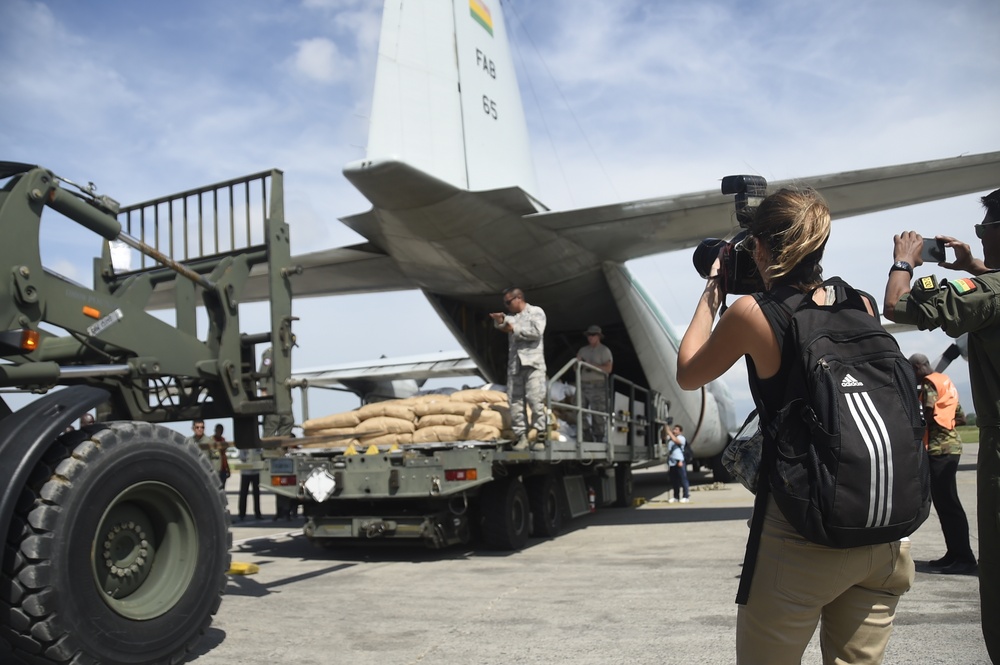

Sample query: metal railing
[547,358,666,461]
[116,170,275,271]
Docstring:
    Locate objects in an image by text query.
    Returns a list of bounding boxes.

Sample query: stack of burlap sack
[300,389,513,449]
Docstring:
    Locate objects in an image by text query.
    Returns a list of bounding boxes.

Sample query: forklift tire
[527,473,565,538]
[479,477,530,551]
[1,422,230,665]
[613,462,633,507]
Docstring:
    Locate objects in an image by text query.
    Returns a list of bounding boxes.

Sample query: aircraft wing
[252,242,411,301]
[292,350,481,388]
[531,151,1000,263]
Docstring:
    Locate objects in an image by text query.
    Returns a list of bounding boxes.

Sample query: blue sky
[1,0,998,429]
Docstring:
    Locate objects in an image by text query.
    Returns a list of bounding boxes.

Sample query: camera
[921,237,946,264]
[692,175,768,295]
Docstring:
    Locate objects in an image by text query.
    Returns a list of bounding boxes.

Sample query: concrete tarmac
[189,447,990,665]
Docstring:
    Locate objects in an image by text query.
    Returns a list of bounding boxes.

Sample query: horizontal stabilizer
[343,158,461,212]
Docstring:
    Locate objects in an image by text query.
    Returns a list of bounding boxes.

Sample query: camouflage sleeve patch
[947,278,978,295]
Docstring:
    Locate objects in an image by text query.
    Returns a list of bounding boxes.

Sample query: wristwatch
[889,260,913,276]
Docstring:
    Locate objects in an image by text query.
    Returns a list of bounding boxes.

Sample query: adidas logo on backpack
[840,374,864,388]
[755,277,930,548]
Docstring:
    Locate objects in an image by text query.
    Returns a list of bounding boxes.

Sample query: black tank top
[747,286,803,421]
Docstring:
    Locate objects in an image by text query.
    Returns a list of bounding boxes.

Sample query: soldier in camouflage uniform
[909,354,977,574]
[576,325,613,441]
[886,188,1000,663]
[490,287,547,451]
[185,419,224,488]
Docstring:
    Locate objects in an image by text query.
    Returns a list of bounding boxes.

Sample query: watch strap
[890,260,913,276]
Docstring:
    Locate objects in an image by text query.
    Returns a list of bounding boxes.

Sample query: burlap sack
[450,389,508,404]
[355,416,416,434]
[454,422,501,441]
[357,401,416,422]
[414,400,476,418]
[407,394,451,404]
[303,411,360,430]
[412,425,459,443]
[418,413,466,428]
[467,409,504,429]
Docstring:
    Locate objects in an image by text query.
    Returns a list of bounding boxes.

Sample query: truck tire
[613,462,633,507]
[527,474,565,538]
[1,422,230,665]
[479,477,530,550]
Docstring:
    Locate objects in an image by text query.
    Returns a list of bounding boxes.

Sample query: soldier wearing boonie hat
[577,325,613,441]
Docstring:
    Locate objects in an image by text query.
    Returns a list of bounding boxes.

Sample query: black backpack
[735,277,930,604]
[759,277,930,546]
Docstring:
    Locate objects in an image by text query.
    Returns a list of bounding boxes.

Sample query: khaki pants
[979,427,1000,663]
[737,497,914,665]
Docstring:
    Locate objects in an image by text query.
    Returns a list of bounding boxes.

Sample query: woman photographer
[676,187,914,664]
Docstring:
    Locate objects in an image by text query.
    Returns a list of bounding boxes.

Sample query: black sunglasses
[975,221,1000,239]
[503,295,521,305]
[735,234,757,253]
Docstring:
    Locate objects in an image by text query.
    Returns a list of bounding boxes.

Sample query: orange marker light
[21,329,39,351]
[82,306,100,319]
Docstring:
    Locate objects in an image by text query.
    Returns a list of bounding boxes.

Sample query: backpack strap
[753,286,806,350]
[735,421,772,605]
[736,286,803,606]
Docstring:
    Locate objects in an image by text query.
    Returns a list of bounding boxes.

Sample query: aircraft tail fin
[364,0,537,196]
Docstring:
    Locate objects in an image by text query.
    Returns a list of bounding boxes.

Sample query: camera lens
[693,238,726,279]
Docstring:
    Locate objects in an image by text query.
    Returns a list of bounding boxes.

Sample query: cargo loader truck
[0,162,294,665]
[265,363,670,551]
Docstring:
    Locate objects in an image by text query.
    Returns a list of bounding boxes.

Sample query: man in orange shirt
[909,354,976,575]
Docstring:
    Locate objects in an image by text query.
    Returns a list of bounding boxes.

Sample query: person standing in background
[577,325,613,442]
[186,420,225,489]
[908,354,977,575]
[664,425,690,504]
[213,423,231,490]
[237,447,264,521]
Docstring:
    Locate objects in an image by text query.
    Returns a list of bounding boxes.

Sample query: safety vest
[924,372,959,430]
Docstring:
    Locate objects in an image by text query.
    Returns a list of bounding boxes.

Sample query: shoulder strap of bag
[734,412,774,605]
[753,286,803,353]
[735,286,803,606]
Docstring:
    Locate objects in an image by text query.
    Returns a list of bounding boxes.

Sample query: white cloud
[290,37,344,83]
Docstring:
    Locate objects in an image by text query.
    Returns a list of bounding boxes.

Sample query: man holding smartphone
[884,188,1000,663]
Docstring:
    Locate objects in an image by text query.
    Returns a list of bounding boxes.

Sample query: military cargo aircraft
[165,0,999,475]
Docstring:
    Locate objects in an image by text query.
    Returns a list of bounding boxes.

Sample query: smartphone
[921,238,946,263]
